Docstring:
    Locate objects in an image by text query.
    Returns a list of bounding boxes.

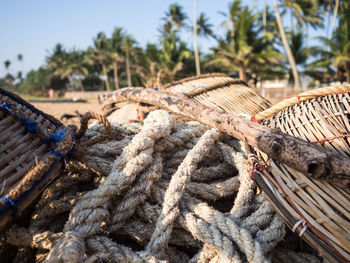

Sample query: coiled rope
[1,110,322,262]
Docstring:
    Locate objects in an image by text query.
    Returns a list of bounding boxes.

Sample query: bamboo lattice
[255,85,350,262]
[0,88,76,228]
[163,73,271,116]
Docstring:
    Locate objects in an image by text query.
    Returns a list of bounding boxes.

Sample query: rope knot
[43,129,65,145]
[292,219,308,237]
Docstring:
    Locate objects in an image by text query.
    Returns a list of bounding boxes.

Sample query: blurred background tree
[2,0,349,96]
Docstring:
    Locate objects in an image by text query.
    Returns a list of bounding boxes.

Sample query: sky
[0,0,325,78]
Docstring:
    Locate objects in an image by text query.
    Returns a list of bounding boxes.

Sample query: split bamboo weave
[0,88,76,228]
[254,85,350,262]
[162,73,271,116]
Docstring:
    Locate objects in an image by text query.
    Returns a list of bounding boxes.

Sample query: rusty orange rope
[311,134,350,144]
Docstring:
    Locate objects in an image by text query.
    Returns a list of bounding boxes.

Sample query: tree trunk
[273,0,301,90]
[101,62,110,91]
[263,0,267,35]
[239,64,246,81]
[193,0,201,75]
[78,79,85,92]
[331,0,339,35]
[126,49,132,87]
[67,75,75,90]
[113,61,120,90]
[101,87,350,185]
[347,68,350,83]
[291,8,294,34]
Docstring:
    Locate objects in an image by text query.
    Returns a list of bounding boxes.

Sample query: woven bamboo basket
[0,88,76,229]
[253,85,350,262]
[100,73,271,121]
[162,73,271,116]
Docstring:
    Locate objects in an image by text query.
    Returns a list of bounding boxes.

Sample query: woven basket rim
[0,88,63,128]
[255,84,350,121]
[160,73,249,90]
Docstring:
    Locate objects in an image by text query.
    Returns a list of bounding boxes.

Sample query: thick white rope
[2,110,301,262]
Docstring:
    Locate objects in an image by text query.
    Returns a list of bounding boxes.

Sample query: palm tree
[281,0,323,31]
[193,12,216,75]
[109,27,124,89]
[314,5,350,82]
[122,35,136,87]
[19,68,52,95]
[60,50,88,91]
[47,43,65,72]
[47,45,88,91]
[87,32,111,91]
[274,0,323,90]
[318,0,340,37]
[162,3,188,32]
[137,44,163,88]
[197,13,215,39]
[220,0,242,43]
[331,0,340,33]
[273,0,301,89]
[153,3,192,83]
[17,54,23,82]
[4,60,11,73]
[193,0,200,75]
[287,30,310,85]
[17,54,23,62]
[212,0,282,82]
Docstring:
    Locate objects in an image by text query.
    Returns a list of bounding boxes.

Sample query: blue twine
[0,138,75,218]
[0,103,12,114]
[0,197,18,218]
[42,129,65,145]
[23,119,37,134]
[50,148,66,168]
[0,103,37,134]
[67,149,76,159]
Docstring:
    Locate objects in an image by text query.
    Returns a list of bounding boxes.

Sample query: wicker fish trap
[252,85,350,263]
[162,73,271,116]
[0,88,76,229]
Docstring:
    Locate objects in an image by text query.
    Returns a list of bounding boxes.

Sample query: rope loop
[72,112,112,159]
[76,112,112,146]
[292,219,308,237]
[50,148,67,169]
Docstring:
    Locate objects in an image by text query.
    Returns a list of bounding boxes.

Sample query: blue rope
[0,197,17,218]
[0,103,37,134]
[50,148,67,168]
[24,119,37,134]
[42,129,65,145]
